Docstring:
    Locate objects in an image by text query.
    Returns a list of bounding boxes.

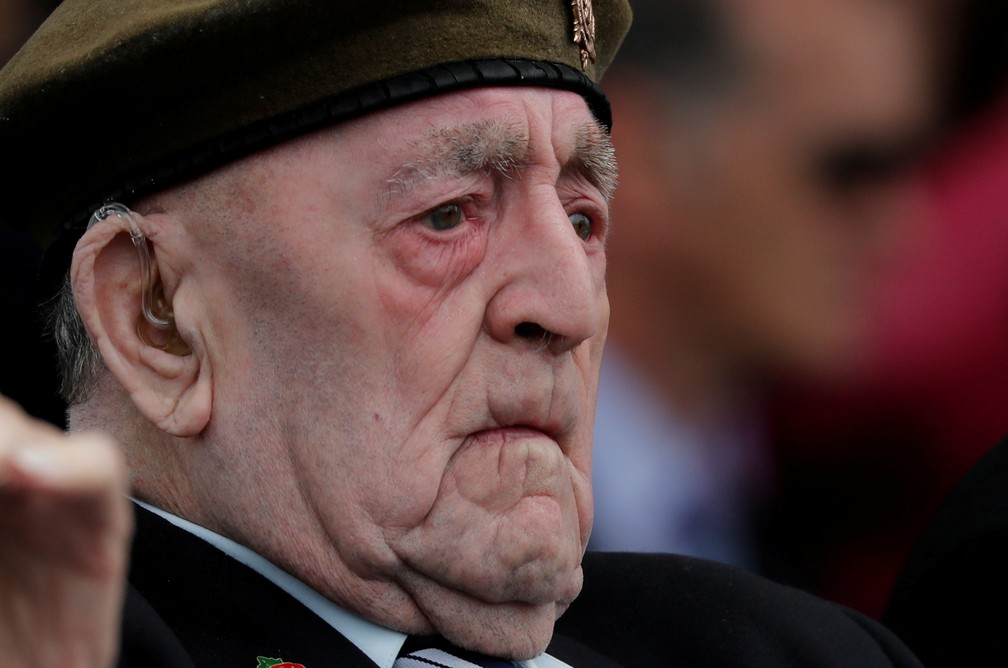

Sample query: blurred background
[0,0,64,427]
[588,0,1008,621]
[4,0,1008,622]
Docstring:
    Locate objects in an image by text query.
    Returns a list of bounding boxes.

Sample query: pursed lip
[477,396,577,452]
[452,366,586,454]
[456,424,577,508]
[466,425,560,448]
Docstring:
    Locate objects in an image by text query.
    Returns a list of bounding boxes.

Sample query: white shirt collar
[132,500,570,668]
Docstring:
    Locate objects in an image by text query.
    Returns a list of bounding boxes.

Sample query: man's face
[709,0,931,375]
[614,0,932,378]
[173,88,612,657]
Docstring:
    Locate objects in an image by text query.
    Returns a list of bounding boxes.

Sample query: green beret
[0,0,630,289]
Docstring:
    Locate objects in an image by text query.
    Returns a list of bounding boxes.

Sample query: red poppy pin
[256,657,305,668]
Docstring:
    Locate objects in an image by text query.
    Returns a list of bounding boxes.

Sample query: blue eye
[422,203,464,231]
[570,212,592,240]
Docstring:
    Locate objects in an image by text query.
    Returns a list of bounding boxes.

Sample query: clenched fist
[0,395,132,668]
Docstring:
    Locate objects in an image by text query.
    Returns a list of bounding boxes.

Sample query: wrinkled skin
[111,88,614,659]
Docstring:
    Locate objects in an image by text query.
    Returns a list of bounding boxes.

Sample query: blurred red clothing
[873,89,1008,473]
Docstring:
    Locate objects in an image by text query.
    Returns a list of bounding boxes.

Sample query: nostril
[514,322,559,351]
[515,321,547,340]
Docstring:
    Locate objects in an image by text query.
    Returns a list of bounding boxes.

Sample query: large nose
[484,189,604,354]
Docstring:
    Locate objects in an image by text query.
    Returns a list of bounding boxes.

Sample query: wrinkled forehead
[204,88,617,208]
[337,89,616,196]
[150,88,616,246]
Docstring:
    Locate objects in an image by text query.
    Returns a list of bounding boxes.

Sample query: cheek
[369,253,492,417]
[368,290,482,419]
[571,314,608,539]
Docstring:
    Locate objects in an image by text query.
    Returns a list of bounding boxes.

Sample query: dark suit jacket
[118,504,920,667]
[884,436,1008,666]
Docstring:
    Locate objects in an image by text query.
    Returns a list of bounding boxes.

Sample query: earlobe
[70,207,212,437]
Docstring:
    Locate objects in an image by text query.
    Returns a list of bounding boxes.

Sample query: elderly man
[1,2,922,666]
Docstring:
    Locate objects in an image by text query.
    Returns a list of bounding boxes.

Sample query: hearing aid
[88,203,191,354]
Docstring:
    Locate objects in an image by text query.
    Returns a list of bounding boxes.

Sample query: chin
[436,599,565,660]
[399,563,583,660]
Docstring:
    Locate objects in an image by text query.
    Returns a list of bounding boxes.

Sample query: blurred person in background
[765,0,1008,619]
[590,0,937,567]
[875,12,1008,652]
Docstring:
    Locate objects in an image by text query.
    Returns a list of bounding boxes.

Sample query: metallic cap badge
[572,0,597,70]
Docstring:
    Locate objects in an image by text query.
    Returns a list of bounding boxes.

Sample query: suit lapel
[125,504,634,667]
[546,632,626,668]
[125,503,378,668]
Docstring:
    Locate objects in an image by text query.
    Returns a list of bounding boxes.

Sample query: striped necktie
[394,635,517,668]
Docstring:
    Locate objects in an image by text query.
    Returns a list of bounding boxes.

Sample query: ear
[71,211,212,437]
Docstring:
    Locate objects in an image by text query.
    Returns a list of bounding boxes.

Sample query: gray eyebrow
[384,118,618,201]
[385,120,529,198]
[571,121,618,201]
